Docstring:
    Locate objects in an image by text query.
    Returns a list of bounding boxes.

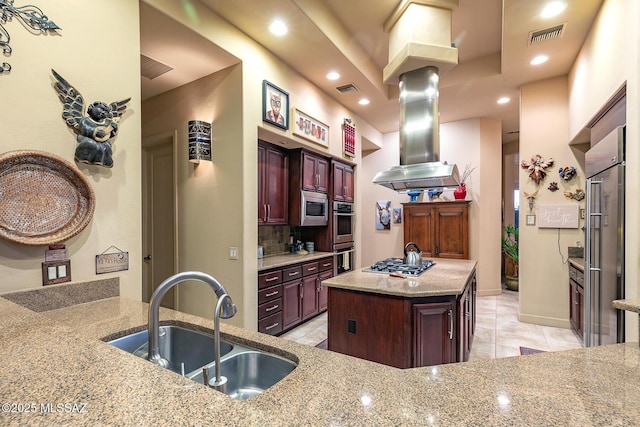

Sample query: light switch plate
[229,247,239,260]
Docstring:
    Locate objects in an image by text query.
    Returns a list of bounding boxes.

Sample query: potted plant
[502,224,519,291]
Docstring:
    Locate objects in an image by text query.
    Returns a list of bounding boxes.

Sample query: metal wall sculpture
[0,0,60,73]
[52,69,130,169]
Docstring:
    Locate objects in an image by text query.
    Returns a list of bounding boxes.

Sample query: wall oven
[333,201,354,244]
[334,242,355,276]
[301,190,328,226]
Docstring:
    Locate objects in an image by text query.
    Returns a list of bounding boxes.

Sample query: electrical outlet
[229,246,239,260]
[347,319,356,334]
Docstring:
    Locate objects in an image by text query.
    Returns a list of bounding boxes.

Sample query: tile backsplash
[259,225,292,256]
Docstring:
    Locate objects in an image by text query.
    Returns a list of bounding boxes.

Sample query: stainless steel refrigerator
[585,126,625,347]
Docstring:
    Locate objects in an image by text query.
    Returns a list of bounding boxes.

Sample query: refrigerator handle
[584,178,602,347]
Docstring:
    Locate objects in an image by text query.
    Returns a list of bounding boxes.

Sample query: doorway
[142,131,178,308]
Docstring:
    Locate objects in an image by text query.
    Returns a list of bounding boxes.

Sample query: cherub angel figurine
[52,69,130,168]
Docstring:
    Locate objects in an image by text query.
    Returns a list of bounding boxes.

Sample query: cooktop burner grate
[363,258,435,276]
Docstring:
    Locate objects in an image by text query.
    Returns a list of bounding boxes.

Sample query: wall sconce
[188,120,212,163]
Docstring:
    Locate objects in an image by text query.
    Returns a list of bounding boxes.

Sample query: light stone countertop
[2,285,640,425]
[258,251,334,271]
[322,258,477,297]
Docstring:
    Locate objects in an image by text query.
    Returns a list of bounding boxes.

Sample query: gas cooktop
[363,258,435,276]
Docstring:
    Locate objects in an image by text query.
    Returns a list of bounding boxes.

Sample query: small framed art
[526,215,536,226]
[263,80,289,130]
[293,108,329,147]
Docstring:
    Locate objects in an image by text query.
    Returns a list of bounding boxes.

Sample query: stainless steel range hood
[373,1,460,192]
[373,66,459,191]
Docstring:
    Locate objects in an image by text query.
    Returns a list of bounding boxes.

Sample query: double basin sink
[105,324,297,400]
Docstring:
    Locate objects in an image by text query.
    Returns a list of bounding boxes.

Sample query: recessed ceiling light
[541,2,566,18]
[358,98,370,105]
[326,71,340,80]
[497,97,510,104]
[530,55,549,65]
[269,19,288,36]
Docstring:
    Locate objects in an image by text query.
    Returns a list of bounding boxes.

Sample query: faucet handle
[202,366,210,385]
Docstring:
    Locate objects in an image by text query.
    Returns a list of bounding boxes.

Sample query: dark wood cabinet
[282,279,302,330]
[403,201,470,259]
[258,140,288,225]
[569,263,584,341]
[332,161,354,202]
[413,301,455,367]
[301,152,329,193]
[259,256,333,334]
[328,269,476,368]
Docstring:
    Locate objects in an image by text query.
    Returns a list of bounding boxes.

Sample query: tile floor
[280,289,583,360]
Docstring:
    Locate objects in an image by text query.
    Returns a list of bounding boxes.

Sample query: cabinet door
[457,285,471,362]
[282,280,302,329]
[576,283,584,338]
[435,205,468,258]
[257,144,266,224]
[264,146,288,224]
[301,275,318,320]
[333,162,354,202]
[317,270,332,311]
[413,301,455,367]
[316,157,329,193]
[403,205,436,257]
[302,153,318,191]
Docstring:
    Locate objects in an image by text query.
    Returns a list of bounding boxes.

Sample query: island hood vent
[373,66,459,191]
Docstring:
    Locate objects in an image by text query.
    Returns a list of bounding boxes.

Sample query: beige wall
[360,118,502,296]
[568,0,640,340]
[142,0,375,328]
[519,76,585,328]
[0,1,142,300]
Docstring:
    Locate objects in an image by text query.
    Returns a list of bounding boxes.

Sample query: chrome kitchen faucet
[147,271,237,391]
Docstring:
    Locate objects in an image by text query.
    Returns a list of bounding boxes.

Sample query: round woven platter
[0,150,96,246]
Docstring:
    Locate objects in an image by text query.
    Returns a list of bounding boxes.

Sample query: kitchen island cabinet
[323,258,477,368]
[2,281,640,426]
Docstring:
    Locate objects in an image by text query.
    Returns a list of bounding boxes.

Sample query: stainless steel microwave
[301,190,328,226]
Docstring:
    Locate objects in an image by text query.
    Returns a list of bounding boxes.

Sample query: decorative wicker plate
[0,150,96,246]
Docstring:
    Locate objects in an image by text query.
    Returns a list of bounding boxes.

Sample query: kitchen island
[1,280,640,426]
[323,258,477,368]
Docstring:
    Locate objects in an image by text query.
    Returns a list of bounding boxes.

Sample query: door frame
[142,130,179,307]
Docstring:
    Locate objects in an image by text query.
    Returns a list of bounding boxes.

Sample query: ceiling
[140,0,603,146]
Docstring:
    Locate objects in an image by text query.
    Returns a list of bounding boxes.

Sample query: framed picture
[376,200,391,230]
[526,215,536,226]
[263,80,289,130]
[292,108,329,147]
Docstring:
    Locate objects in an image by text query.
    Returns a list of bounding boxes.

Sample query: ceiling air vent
[140,54,174,80]
[336,83,359,94]
[528,24,565,45]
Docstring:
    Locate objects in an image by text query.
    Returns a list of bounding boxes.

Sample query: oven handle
[333,248,355,255]
[333,212,355,216]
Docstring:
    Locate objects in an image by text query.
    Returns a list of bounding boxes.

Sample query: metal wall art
[521,154,554,185]
[564,189,585,201]
[52,69,130,168]
[559,166,577,181]
[0,0,60,73]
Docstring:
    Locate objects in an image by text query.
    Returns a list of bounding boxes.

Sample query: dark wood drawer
[569,265,584,287]
[282,265,302,281]
[258,312,283,335]
[302,261,319,276]
[258,284,282,304]
[318,257,333,272]
[258,297,282,319]
[259,270,282,289]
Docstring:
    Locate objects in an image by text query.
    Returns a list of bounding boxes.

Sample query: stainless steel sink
[105,324,297,399]
[192,351,297,400]
[107,325,233,376]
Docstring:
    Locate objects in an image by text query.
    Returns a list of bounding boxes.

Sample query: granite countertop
[258,251,334,271]
[322,258,477,297]
[2,285,640,425]
[569,257,585,271]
